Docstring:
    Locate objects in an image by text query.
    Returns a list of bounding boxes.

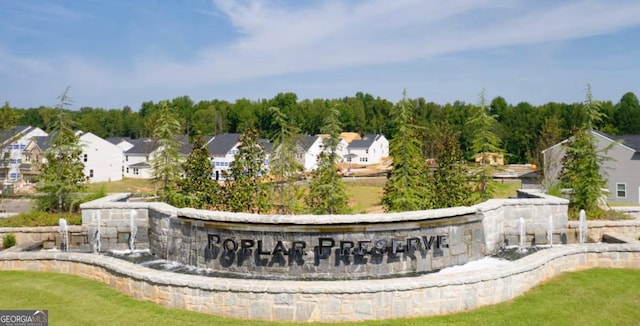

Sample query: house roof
[207,133,241,156]
[299,135,320,151]
[33,135,54,152]
[128,161,151,168]
[176,135,194,155]
[348,134,380,149]
[125,138,159,155]
[105,136,133,145]
[0,125,33,146]
[607,134,640,152]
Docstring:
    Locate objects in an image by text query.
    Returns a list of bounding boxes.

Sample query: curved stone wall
[1,244,639,322]
[156,207,486,280]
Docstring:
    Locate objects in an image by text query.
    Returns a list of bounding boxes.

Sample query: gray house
[543,130,640,204]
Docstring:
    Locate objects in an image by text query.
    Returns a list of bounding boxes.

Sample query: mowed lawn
[1,268,640,325]
[87,177,520,213]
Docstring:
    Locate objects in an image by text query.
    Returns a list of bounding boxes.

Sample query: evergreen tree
[467,88,502,201]
[613,92,640,134]
[224,123,271,213]
[305,106,349,214]
[0,102,21,131]
[177,135,221,209]
[560,84,609,212]
[36,87,87,212]
[382,90,432,212]
[150,101,183,203]
[269,107,304,214]
[432,124,473,208]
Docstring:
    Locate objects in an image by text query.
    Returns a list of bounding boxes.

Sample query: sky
[1,0,640,110]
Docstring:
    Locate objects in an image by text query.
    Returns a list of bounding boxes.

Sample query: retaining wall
[0,244,638,322]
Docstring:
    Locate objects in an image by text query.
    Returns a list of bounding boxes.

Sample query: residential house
[18,136,50,184]
[77,131,124,183]
[206,133,271,181]
[294,135,349,172]
[123,138,159,179]
[0,125,48,183]
[345,134,389,166]
[106,137,135,152]
[543,130,640,204]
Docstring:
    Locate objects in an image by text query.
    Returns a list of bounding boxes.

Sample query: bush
[2,233,16,249]
[567,207,631,221]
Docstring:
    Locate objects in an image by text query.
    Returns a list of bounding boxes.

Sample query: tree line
[3,89,640,165]
[13,85,610,215]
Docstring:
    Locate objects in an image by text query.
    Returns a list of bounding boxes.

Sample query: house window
[9,173,18,180]
[360,157,368,162]
[365,149,369,154]
[347,158,352,162]
[19,144,25,150]
[125,156,128,162]
[126,167,129,173]
[83,154,88,162]
[10,159,21,164]
[133,168,139,175]
[89,169,94,178]
[0,173,5,179]
[12,144,19,149]
[616,183,627,198]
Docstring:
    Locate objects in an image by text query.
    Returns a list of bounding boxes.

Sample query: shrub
[2,233,16,249]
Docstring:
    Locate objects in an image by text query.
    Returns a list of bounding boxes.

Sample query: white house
[345,134,389,165]
[106,137,135,152]
[123,138,159,179]
[206,133,271,181]
[78,132,124,183]
[0,125,48,183]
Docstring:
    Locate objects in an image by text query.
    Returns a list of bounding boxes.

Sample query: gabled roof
[299,135,321,151]
[607,134,640,152]
[105,136,133,145]
[206,133,241,156]
[0,125,34,146]
[125,138,159,155]
[348,134,381,149]
[33,135,54,152]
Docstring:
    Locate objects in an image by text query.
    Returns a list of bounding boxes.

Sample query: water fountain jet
[129,210,138,251]
[58,218,68,252]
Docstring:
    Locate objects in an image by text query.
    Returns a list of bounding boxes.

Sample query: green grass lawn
[0,268,639,325]
[85,178,156,194]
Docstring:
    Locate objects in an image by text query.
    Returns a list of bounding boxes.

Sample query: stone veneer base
[1,243,640,322]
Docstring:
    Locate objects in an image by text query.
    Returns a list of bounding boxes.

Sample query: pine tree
[224,123,271,213]
[560,84,609,212]
[305,106,349,214]
[382,90,432,212]
[178,135,221,209]
[36,87,87,212]
[269,107,304,214]
[467,88,502,201]
[150,101,183,203]
[432,124,473,208]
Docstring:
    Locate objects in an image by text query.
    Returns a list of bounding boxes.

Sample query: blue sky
[1,0,639,110]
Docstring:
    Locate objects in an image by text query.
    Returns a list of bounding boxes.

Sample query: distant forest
[3,90,639,165]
